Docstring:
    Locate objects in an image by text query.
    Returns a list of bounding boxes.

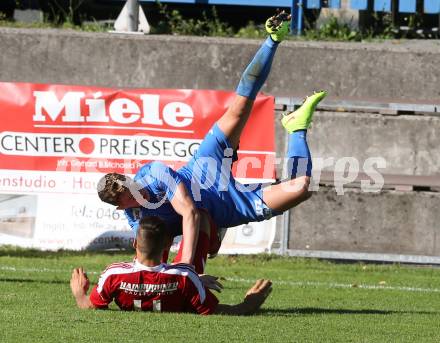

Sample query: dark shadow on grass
[0,277,67,285]
[259,307,440,316]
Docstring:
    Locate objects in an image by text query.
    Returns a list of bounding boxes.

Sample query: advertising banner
[0,82,276,252]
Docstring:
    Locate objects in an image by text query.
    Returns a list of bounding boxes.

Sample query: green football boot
[265,10,291,42]
[281,90,328,133]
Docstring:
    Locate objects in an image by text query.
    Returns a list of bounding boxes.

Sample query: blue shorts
[179,123,278,226]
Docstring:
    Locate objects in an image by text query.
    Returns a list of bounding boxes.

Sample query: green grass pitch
[1,248,440,343]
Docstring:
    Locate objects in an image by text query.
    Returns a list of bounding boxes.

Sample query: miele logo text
[32,91,194,128]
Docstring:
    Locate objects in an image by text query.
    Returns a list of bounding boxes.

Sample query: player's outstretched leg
[217,11,291,150]
[262,91,327,212]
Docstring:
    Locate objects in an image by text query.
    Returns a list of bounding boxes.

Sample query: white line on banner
[1,265,439,294]
[33,125,194,134]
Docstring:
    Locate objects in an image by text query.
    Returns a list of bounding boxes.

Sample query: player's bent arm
[70,267,96,310]
[170,182,200,265]
[74,293,95,310]
[214,279,272,315]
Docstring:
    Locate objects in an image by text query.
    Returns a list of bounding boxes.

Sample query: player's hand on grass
[199,274,223,293]
[213,279,272,315]
[70,267,90,298]
[242,279,272,313]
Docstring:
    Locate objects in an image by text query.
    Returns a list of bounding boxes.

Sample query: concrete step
[1,28,440,101]
[316,171,440,192]
[275,97,440,116]
[274,109,440,177]
[288,186,440,259]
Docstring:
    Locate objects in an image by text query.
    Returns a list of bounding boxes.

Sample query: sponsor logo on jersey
[120,281,178,295]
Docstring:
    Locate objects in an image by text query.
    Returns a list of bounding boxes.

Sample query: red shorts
[162,211,220,274]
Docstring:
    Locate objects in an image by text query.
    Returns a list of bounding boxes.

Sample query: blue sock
[236,37,278,100]
[287,130,312,178]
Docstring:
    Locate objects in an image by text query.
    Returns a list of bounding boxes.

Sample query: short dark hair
[97,173,132,206]
[136,217,167,259]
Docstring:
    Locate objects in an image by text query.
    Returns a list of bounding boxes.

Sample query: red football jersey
[89,260,219,315]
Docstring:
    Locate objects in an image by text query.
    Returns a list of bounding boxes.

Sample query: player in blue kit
[97,11,327,269]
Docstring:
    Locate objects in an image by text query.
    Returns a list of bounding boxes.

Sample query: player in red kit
[70,216,272,315]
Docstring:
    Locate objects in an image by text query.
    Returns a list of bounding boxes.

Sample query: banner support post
[127,0,139,32]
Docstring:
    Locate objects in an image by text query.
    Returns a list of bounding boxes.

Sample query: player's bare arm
[169,182,200,265]
[70,267,95,310]
[214,279,273,315]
